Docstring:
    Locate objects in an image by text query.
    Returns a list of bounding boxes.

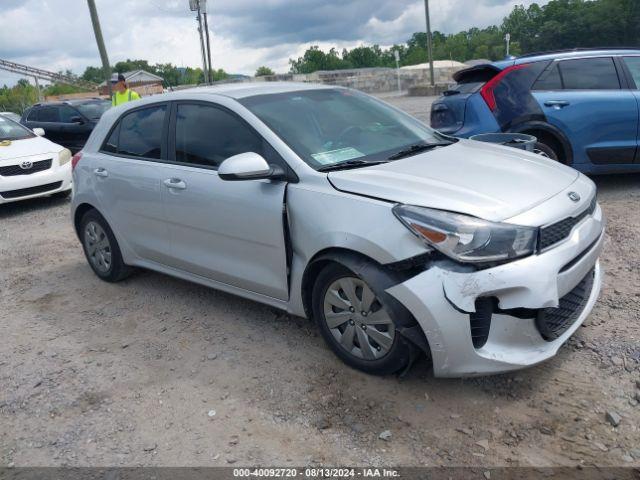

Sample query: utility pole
[33,76,42,102]
[201,0,213,82]
[87,0,112,96]
[190,0,209,84]
[424,0,435,86]
[394,50,402,94]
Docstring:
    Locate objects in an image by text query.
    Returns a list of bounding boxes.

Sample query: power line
[0,58,98,91]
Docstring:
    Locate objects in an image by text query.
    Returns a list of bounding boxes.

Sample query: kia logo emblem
[567,192,581,203]
[20,160,33,170]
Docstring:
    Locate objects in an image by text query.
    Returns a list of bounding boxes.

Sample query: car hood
[0,136,63,162]
[327,139,580,222]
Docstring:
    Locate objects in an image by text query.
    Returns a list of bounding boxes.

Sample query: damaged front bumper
[386,204,605,377]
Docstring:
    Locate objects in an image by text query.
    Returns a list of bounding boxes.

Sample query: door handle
[163,178,187,190]
[544,100,570,109]
[94,168,109,178]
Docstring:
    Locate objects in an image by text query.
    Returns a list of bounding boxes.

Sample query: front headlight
[393,204,538,263]
[58,148,72,166]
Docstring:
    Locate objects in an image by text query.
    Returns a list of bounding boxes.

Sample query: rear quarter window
[532,63,563,90]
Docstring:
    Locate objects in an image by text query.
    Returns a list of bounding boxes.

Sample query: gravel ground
[1,95,639,468]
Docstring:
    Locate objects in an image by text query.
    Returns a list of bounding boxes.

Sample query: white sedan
[0,115,72,205]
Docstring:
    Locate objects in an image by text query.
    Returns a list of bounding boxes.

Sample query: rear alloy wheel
[312,264,412,375]
[85,221,112,274]
[80,209,132,282]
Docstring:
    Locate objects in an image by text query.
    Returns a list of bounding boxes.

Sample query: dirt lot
[1,96,639,468]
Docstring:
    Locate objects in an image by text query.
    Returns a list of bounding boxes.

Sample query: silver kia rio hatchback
[71,83,604,377]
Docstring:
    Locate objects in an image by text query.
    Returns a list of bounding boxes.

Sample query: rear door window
[623,57,640,89]
[558,57,620,90]
[104,105,167,159]
[39,106,60,122]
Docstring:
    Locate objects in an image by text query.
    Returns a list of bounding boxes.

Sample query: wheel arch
[73,202,100,240]
[509,121,573,165]
[301,247,432,359]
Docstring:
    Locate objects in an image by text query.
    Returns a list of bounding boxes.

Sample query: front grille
[0,181,62,199]
[535,268,595,341]
[0,159,52,176]
[539,197,597,251]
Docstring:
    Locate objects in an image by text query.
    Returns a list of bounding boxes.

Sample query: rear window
[558,57,620,90]
[447,82,484,95]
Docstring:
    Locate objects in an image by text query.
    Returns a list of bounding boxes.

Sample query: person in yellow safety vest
[111,73,141,106]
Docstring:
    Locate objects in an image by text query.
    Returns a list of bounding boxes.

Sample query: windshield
[0,115,34,141]
[76,101,110,120]
[240,89,450,169]
[1,112,21,123]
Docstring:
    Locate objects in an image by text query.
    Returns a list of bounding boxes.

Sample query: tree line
[289,0,640,73]
[80,59,229,87]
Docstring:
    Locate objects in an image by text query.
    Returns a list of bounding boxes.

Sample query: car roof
[172,81,336,100]
[30,98,108,108]
[512,48,640,65]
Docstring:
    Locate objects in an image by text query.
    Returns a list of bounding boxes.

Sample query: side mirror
[218,152,286,181]
[32,128,45,137]
[70,116,84,124]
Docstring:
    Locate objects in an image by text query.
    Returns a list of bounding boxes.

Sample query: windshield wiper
[388,142,452,160]
[317,159,389,172]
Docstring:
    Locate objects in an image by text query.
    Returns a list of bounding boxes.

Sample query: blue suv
[431,49,640,174]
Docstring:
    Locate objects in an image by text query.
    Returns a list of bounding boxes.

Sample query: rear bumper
[386,207,605,377]
[0,162,72,205]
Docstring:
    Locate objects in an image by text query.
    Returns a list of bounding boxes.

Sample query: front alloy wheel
[323,277,395,360]
[312,263,413,375]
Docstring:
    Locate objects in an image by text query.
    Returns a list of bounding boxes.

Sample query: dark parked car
[431,48,640,174]
[21,99,110,152]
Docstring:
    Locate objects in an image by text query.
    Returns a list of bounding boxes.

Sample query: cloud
[0,0,548,87]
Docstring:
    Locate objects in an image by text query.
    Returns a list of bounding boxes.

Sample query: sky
[0,0,549,87]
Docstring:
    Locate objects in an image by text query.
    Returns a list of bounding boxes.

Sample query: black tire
[311,263,413,375]
[533,140,560,161]
[80,209,132,282]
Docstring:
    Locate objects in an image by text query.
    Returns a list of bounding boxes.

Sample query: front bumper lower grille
[469,268,596,348]
[0,159,52,176]
[535,268,595,341]
[539,197,597,251]
[0,181,62,199]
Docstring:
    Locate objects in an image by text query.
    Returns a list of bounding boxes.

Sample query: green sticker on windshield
[312,147,364,165]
